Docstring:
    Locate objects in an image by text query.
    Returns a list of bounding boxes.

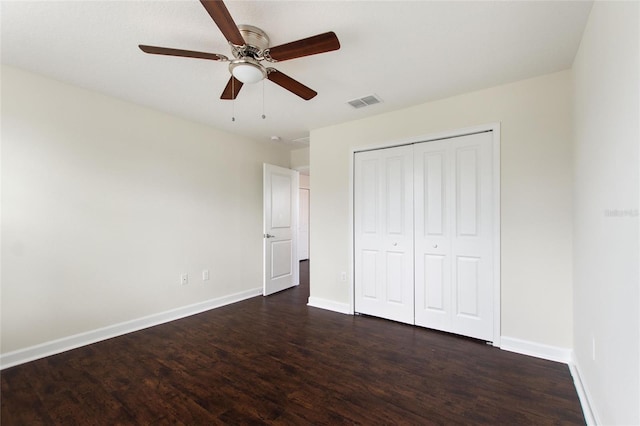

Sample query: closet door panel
[414,141,452,330]
[423,254,446,310]
[355,131,495,342]
[415,133,494,341]
[354,146,414,324]
[450,133,494,341]
[456,147,479,237]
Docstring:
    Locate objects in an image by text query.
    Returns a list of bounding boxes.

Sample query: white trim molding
[569,360,599,426]
[307,297,351,315]
[500,336,572,364]
[0,287,262,370]
[500,337,597,424]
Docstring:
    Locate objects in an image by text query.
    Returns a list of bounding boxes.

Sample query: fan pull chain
[261,80,266,119]
[231,78,236,122]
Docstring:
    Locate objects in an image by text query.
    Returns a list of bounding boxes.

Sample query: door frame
[348,123,501,346]
[296,171,311,261]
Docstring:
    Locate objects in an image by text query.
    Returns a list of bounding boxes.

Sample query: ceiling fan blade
[220,76,243,100]
[267,69,317,100]
[266,32,340,62]
[200,0,245,46]
[139,45,228,61]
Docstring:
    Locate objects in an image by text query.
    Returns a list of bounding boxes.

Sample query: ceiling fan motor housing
[233,24,270,59]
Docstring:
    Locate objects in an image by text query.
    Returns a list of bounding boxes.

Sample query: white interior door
[263,164,299,296]
[414,132,494,341]
[353,131,497,342]
[298,188,310,261]
[354,145,414,324]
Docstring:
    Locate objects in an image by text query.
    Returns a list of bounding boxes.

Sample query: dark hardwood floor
[2,260,584,425]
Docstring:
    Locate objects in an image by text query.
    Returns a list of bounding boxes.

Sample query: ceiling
[1,1,593,149]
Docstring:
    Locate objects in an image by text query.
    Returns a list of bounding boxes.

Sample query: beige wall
[310,70,573,348]
[290,147,310,170]
[1,66,290,353]
[572,2,639,424]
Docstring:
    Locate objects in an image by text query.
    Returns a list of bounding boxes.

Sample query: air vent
[347,94,383,109]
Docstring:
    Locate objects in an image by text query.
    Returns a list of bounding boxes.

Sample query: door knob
[264,233,275,238]
[393,242,398,246]
[433,244,438,248]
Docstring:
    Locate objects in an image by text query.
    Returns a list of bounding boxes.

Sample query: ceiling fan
[138,0,340,101]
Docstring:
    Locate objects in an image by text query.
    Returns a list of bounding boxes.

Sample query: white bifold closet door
[413,133,494,341]
[354,132,494,342]
[353,145,414,325]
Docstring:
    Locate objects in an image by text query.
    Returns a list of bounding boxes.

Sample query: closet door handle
[433,244,438,248]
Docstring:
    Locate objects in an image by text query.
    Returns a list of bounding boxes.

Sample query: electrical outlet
[202,270,210,281]
[181,273,188,286]
[592,336,596,361]
[340,272,347,282]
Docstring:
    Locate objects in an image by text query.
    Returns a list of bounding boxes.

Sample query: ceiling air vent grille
[347,94,383,109]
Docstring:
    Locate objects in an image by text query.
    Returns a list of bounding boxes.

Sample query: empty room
[1,1,638,424]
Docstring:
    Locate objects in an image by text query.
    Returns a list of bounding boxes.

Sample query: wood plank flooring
[2,260,585,425]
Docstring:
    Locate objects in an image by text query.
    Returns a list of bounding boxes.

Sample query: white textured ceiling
[1,1,592,149]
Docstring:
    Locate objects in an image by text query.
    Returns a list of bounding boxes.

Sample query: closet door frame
[348,123,501,347]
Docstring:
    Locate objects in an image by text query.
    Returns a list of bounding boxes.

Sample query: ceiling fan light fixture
[139,1,341,100]
[229,58,266,84]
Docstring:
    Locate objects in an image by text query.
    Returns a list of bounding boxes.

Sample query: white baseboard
[0,287,262,370]
[500,336,572,364]
[307,297,351,315]
[569,356,599,426]
[500,337,597,424]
